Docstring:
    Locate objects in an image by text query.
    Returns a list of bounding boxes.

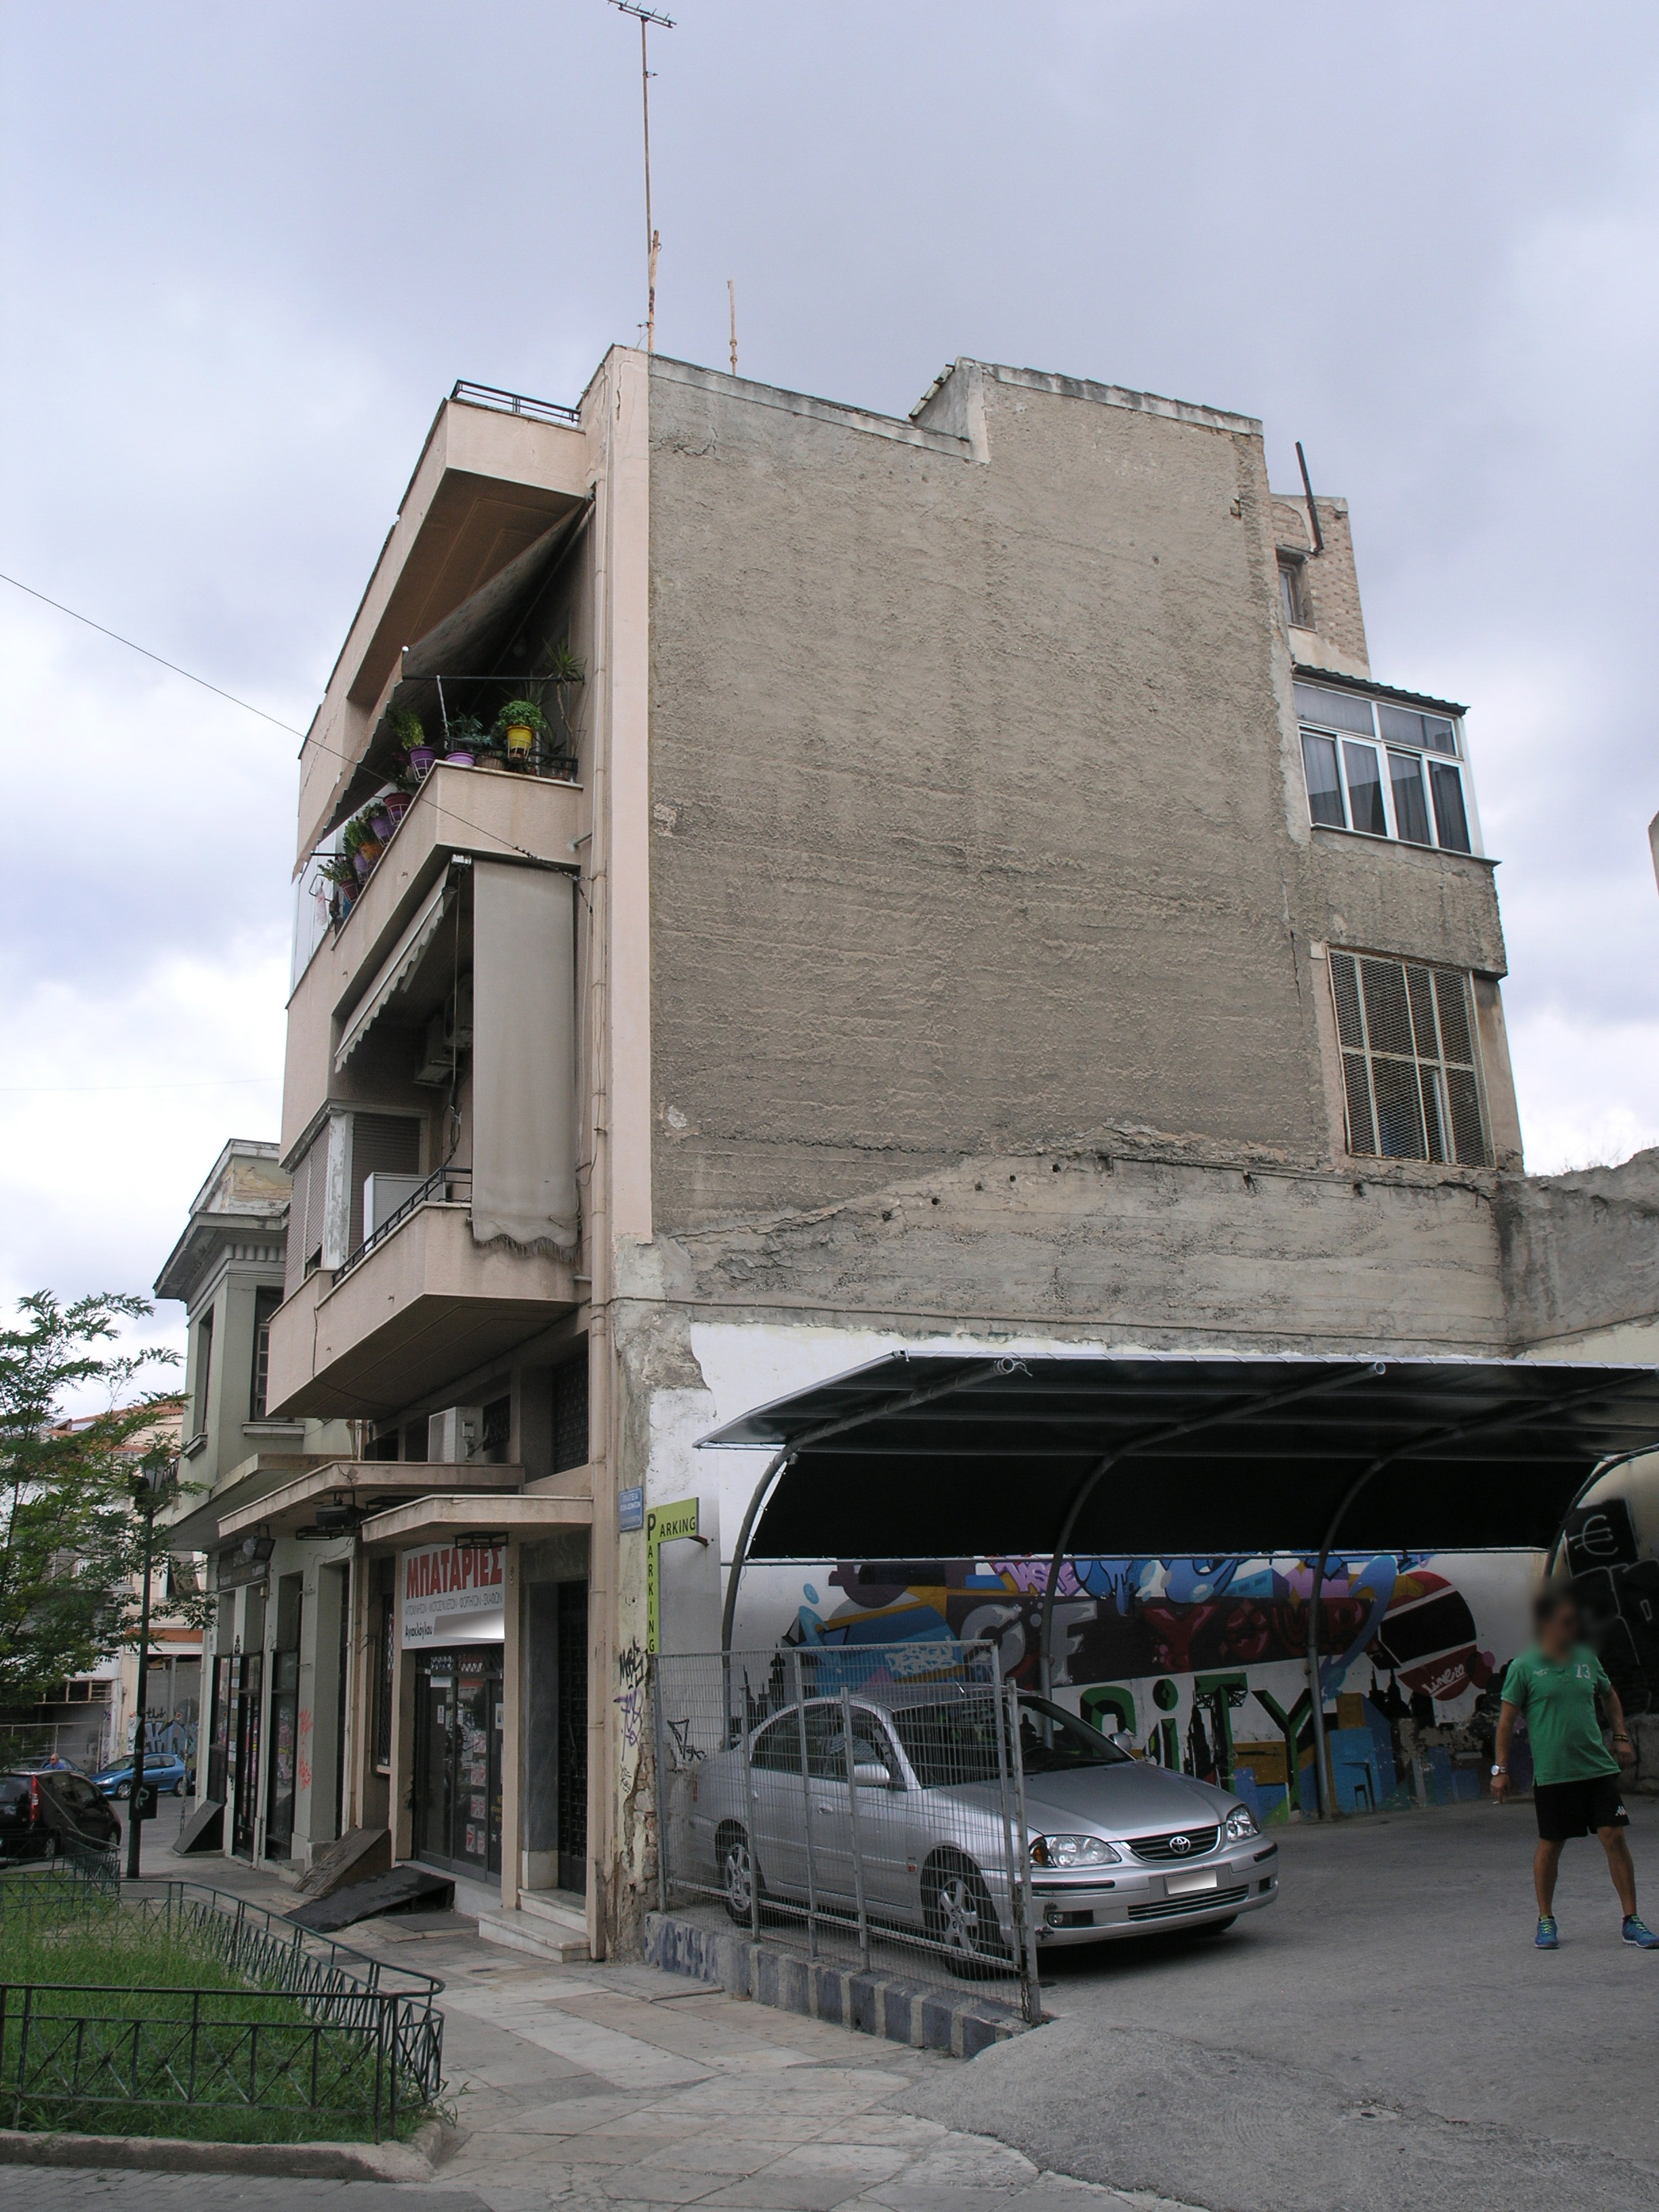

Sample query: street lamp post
[125,1455,173,1881]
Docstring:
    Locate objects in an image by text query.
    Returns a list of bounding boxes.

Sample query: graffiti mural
[733,1549,1540,1823]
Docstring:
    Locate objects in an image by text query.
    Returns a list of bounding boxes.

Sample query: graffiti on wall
[735,1550,1540,1823]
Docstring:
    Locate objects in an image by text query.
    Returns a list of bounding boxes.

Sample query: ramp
[286,1864,455,1932]
[170,1799,224,1855]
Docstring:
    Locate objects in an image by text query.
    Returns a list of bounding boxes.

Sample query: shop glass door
[264,1648,300,1858]
[414,1647,503,1877]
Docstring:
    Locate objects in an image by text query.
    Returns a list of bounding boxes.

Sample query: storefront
[401,1540,508,1881]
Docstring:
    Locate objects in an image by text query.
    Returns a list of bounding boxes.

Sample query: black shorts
[1534,1774,1629,1841]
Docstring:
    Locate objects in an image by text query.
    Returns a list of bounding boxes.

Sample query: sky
[2,0,1657,1386]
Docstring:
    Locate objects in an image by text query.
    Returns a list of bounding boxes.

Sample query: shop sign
[400,1542,506,1648]
[645,1496,701,1654]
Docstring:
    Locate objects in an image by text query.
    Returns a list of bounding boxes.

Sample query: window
[1296,682,1473,855]
[1277,557,1307,628]
[249,1287,281,1420]
[1329,951,1489,1165]
[552,1345,589,1473]
[192,1311,214,1435]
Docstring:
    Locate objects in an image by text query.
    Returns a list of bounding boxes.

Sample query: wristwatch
[1490,1764,1507,1776]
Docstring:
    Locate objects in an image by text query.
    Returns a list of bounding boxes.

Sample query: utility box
[428,1406,484,1463]
[363,1172,426,1240]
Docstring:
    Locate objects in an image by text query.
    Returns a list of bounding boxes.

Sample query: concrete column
[501,1542,522,1914]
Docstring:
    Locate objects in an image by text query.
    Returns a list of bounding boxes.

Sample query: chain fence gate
[651,1642,1039,2025]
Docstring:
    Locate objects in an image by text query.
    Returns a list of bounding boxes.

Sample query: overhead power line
[0,570,308,736]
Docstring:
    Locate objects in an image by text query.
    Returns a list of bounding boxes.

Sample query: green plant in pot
[388,703,436,779]
[495,694,548,764]
[443,713,485,765]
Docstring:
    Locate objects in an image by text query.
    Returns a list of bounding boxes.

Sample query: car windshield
[1017,1696,1132,1774]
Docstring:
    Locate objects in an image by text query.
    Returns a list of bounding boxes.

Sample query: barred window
[1329,951,1488,1166]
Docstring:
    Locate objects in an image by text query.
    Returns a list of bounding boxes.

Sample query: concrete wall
[643,356,1517,1240]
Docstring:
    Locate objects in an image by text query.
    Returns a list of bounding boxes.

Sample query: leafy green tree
[0,1291,206,1702]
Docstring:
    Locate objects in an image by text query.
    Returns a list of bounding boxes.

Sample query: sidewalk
[0,1807,1184,2212]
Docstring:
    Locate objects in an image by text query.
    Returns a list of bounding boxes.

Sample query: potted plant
[443,713,485,766]
[389,704,435,779]
[494,694,548,765]
[368,796,395,842]
[315,851,357,921]
[548,644,585,773]
[342,813,384,880]
[384,787,413,828]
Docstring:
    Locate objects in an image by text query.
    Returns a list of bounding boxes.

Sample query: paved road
[911,1797,1659,2211]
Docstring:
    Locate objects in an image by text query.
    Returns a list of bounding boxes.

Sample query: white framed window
[1329,950,1489,1166]
[1277,556,1307,628]
[1296,681,1474,855]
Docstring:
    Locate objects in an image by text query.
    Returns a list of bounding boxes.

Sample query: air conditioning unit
[428,1406,484,1463]
[413,978,474,1088]
[364,1171,426,1238]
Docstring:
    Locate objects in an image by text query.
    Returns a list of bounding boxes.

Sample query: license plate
[1164,1868,1218,1897]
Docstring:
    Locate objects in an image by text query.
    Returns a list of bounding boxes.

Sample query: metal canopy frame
[699,1350,1659,1816]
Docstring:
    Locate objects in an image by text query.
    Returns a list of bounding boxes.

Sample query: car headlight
[1029,1832,1123,1868]
[1224,1806,1258,1843]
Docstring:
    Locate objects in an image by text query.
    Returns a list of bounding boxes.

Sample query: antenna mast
[728,279,737,374]
[611,1,676,353]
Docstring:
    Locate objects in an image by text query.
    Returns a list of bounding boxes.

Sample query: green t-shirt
[1500,1643,1619,1788]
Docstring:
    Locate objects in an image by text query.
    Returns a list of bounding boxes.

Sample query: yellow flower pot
[505,723,534,758]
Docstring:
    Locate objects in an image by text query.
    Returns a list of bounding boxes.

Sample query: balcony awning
[335,875,455,1072]
[698,1351,1659,1558]
[357,1492,592,1549]
[217,1460,525,1542]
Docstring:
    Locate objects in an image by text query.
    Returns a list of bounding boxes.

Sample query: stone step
[516,1887,588,1935]
[476,1904,590,1965]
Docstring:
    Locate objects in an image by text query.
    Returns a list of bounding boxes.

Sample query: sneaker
[1622,1916,1659,1948]
[1536,1916,1560,1948]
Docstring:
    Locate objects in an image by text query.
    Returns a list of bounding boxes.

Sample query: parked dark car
[0,1769,122,1862]
[91,1753,186,1800]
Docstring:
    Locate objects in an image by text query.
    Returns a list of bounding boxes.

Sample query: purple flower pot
[386,792,411,823]
[352,851,371,881]
[444,750,475,767]
[409,745,436,779]
[369,811,392,842]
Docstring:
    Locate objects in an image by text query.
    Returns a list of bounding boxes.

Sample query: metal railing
[339,1167,471,1282]
[451,379,581,426]
[0,1870,443,2141]
[652,1643,1038,2024]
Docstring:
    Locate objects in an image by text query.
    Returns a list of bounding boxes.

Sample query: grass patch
[0,1886,438,2144]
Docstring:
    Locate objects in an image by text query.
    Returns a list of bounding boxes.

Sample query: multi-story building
[186,351,1652,1955]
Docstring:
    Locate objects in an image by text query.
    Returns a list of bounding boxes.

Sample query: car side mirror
[1112,1731,1136,1753]
[851,1761,893,1788]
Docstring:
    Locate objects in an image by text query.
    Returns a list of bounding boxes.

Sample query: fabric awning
[697,1351,1659,1557]
[335,876,455,1071]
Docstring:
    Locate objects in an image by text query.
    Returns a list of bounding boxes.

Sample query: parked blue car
[91,1754,187,1799]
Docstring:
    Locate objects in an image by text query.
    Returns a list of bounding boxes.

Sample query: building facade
[178,352,1654,1954]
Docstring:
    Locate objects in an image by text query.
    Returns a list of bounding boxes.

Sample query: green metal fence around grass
[0,1865,445,2142]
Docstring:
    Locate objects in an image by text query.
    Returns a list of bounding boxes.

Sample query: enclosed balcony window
[1296,681,1475,855]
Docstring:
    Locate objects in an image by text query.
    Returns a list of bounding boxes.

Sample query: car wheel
[922,1851,1004,1975]
[716,1822,761,1925]
[1191,1916,1237,1939]
[112,1782,129,1801]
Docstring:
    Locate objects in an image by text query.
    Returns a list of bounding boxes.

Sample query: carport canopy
[698,1352,1659,1559]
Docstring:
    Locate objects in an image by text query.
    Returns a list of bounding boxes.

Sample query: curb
[642,1910,1028,2058]
[0,2116,459,2179]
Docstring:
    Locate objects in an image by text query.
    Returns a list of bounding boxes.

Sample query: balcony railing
[338,1168,470,1283]
[450,379,581,426]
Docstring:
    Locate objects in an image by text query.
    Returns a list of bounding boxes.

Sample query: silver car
[680,1685,1278,1963]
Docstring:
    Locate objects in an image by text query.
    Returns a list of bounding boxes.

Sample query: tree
[0,1290,206,1702]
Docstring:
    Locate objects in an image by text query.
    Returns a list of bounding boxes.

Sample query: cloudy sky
[3,1,1657,1380]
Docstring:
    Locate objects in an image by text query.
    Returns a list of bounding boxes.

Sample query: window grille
[552,1344,589,1473]
[1329,952,1488,1166]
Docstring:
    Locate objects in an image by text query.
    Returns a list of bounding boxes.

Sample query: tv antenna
[611,2,676,353]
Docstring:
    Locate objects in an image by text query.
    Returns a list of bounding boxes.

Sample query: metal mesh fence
[652,1643,1037,2022]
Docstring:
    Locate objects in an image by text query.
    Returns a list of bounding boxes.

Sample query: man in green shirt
[1492,1584,1651,1950]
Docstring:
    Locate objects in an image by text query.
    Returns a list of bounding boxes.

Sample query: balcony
[216,1458,527,1544]
[266,1193,578,1422]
